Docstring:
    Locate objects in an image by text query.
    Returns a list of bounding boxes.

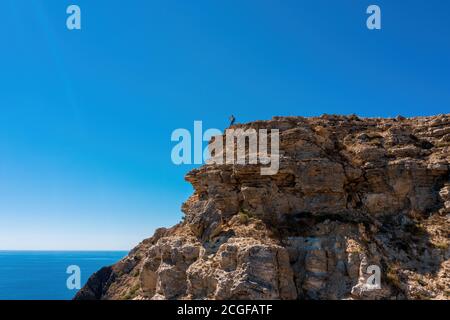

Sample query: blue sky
[0,1,449,250]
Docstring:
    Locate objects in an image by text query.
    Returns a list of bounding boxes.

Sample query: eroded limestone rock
[75,115,450,300]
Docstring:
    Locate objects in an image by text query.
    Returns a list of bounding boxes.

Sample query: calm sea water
[0,251,128,300]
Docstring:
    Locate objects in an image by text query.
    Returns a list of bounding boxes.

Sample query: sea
[0,251,128,300]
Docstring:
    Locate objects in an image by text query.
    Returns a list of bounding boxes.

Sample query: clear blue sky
[0,1,449,250]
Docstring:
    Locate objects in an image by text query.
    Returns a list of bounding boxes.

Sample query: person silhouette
[229,115,236,126]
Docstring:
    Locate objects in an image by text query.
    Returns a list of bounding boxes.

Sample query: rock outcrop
[75,114,450,300]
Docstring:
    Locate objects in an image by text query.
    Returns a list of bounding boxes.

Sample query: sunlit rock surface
[75,114,450,300]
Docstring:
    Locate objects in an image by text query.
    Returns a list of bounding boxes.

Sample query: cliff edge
[75,114,450,300]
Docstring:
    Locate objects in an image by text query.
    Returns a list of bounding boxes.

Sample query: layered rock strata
[75,115,450,300]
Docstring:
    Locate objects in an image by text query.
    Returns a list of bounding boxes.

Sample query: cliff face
[75,115,450,300]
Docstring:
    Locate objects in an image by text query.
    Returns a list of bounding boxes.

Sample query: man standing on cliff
[229,115,236,126]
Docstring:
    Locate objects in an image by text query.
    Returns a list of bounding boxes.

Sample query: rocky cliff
[75,114,450,300]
